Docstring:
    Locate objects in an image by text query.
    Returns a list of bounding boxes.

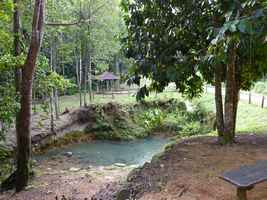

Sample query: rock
[69,167,81,172]
[32,159,38,166]
[25,185,35,190]
[64,152,73,157]
[105,166,117,170]
[116,189,131,200]
[87,165,93,170]
[46,190,53,195]
[114,163,127,167]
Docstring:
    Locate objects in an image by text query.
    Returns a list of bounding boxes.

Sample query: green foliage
[0,85,19,140]
[122,0,267,100]
[179,122,207,137]
[0,0,13,22]
[0,145,11,161]
[141,109,166,131]
[0,54,25,71]
[34,56,75,96]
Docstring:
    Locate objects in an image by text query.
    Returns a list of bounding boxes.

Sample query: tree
[121,0,267,144]
[16,0,45,191]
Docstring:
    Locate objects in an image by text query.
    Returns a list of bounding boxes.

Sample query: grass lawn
[198,94,267,134]
[58,91,182,109]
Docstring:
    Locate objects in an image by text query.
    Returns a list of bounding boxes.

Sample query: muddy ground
[2,135,267,200]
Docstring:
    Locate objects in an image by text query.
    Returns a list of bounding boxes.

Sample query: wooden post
[262,96,265,108]
[237,188,247,200]
[249,92,251,104]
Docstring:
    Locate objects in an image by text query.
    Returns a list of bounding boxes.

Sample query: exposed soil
[0,155,134,200]
[2,135,267,200]
[123,134,267,200]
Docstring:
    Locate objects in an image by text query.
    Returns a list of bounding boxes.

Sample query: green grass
[57,91,181,110]
[197,94,267,134]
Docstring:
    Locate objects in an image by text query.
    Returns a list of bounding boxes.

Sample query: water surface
[36,137,170,166]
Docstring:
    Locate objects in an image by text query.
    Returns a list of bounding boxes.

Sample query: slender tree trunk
[115,58,120,90]
[49,47,55,130]
[215,65,225,143]
[81,39,88,106]
[88,51,92,102]
[75,51,82,107]
[223,46,238,144]
[13,0,22,92]
[51,39,60,119]
[54,89,59,119]
[50,91,55,133]
[16,0,45,191]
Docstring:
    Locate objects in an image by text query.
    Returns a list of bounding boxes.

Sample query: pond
[35,137,170,166]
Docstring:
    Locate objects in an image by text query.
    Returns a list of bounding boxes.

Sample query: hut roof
[99,71,119,80]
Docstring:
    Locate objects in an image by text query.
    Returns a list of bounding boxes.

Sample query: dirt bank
[117,134,267,200]
[5,99,185,150]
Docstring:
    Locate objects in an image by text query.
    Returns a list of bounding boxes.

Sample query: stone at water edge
[116,189,131,200]
[69,167,81,172]
[114,163,127,167]
[64,151,73,157]
[104,166,117,170]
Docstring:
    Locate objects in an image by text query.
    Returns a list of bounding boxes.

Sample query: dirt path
[0,156,134,200]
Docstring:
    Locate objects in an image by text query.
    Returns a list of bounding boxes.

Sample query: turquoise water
[35,138,170,166]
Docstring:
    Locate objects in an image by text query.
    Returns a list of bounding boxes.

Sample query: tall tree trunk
[13,0,22,91]
[16,0,45,192]
[81,39,88,106]
[75,51,82,107]
[115,58,120,90]
[49,47,55,131]
[223,46,238,144]
[49,91,55,133]
[51,39,60,119]
[215,65,225,143]
[88,51,92,102]
[54,89,59,119]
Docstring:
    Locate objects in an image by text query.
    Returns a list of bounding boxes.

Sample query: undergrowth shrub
[141,109,166,131]
[179,122,209,137]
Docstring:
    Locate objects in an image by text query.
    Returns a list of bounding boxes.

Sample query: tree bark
[88,50,93,102]
[223,46,239,144]
[51,39,60,119]
[16,0,45,192]
[13,0,22,91]
[215,65,225,143]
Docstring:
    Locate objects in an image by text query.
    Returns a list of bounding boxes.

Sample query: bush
[141,109,166,131]
[179,122,209,137]
[0,145,11,161]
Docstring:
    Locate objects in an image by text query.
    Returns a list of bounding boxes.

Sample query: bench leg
[237,188,247,200]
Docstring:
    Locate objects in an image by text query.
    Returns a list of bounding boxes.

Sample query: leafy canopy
[121,0,267,100]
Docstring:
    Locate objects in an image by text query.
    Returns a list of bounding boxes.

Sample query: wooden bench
[220,161,267,200]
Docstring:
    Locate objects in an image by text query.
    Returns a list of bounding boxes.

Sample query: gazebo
[94,71,120,93]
